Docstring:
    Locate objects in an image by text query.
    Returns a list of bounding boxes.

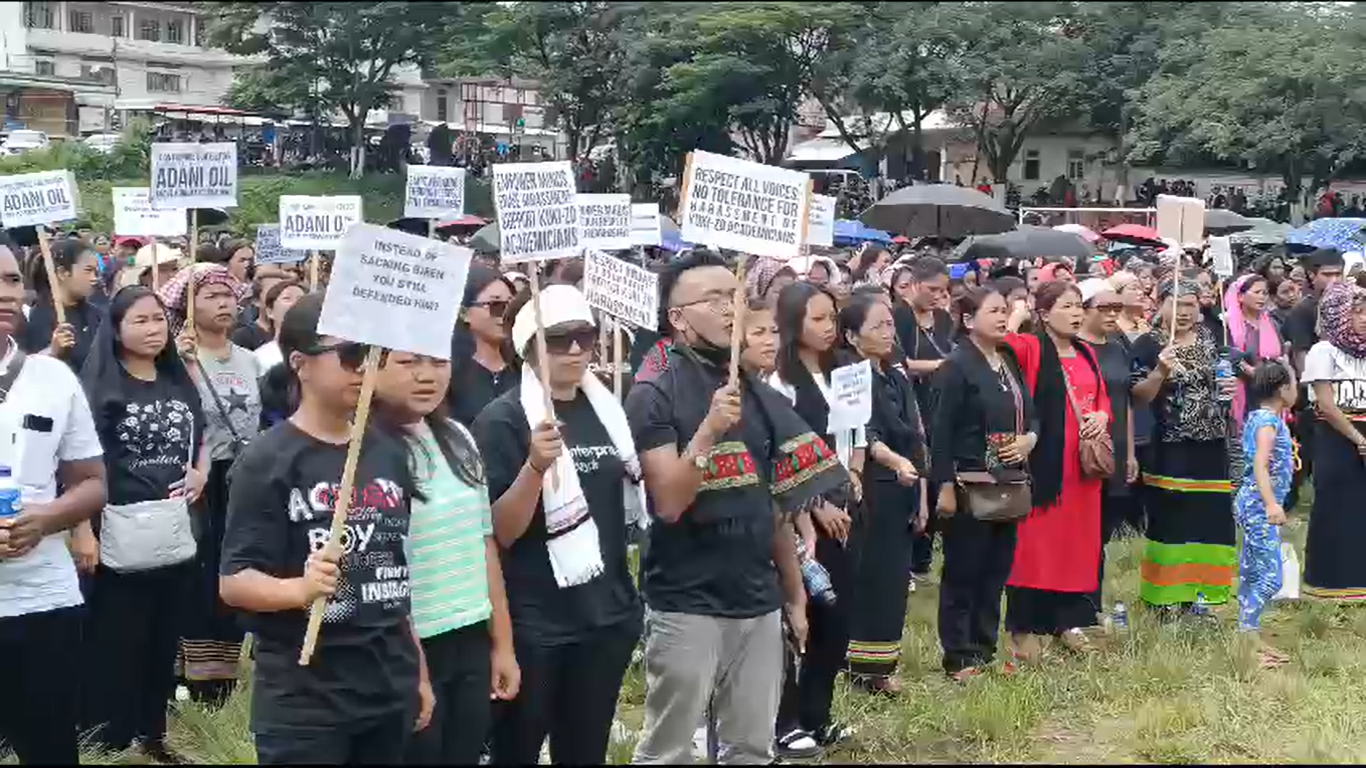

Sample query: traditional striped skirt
[1140,439,1236,606]
[846,479,917,677]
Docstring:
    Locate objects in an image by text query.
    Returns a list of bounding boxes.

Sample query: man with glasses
[627,250,847,765]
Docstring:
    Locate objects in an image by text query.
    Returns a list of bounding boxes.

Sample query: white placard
[583,250,659,330]
[279,195,364,251]
[254,224,307,265]
[807,194,836,248]
[317,223,472,358]
[577,194,632,251]
[630,203,662,246]
[491,161,579,263]
[404,165,467,219]
[149,142,238,210]
[827,359,873,432]
[1209,235,1234,278]
[112,187,186,237]
[0,170,78,228]
[680,150,811,260]
[1155,194,1206,248]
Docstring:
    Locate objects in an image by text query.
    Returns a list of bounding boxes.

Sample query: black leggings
[777,533,850,734]
[405,622,492,766]
[0,606,82,765]
[491,619,638,765]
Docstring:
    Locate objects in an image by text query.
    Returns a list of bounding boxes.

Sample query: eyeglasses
[300,340,369,371]
[469,300,510,318]
[672,290,738,313]
[543,327,598,355]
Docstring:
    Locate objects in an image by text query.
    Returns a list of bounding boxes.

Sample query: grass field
[40,503,1366,765]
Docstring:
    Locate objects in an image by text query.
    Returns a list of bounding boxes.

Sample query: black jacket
[928,340,1036,486]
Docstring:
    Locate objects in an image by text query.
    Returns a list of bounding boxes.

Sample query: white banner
[827,360,873,432]
[680,150,810,259]
[630,203,662,247]
[149,142,238,210]
[1156,194,1206,248]
[404,165,467,219]
[112,187,186,237]
[492,161,580,264]
[279,195,364,251]
[583,250,659,330]
[318,223,472,359]
[1209,235,1234,278]
[807,194,836,248]
[254,224,307,265]
[577,194,631,251]
[0,170,78,228]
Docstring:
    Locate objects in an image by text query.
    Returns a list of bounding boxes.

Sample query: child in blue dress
[1234,361,1297,667]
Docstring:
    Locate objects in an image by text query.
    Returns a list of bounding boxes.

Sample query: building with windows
[0,1,242,136]
[420,75,561,160]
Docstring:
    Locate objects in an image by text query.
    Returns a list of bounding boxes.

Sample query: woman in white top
[252,279,306,372]
[767,281,863,756]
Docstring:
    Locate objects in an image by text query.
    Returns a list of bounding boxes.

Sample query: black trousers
[491,618,638,765]
[777,533,850,734]
[938,512,1018,674]
[0,606,82,765]
[910,482,941,575]
[406,622,492,766]
[255,711,412,765]
[1093,489,1137,608]
[86,563,192,751]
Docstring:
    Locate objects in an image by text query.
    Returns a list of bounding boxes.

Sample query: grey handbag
[98,423,198,572]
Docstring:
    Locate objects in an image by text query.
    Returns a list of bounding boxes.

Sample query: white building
[0,1,241,136]
[418,75,562,159]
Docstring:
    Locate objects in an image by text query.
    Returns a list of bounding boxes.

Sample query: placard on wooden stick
[280,196,364,252]
[583,250,659,331]
[114,187,187,238]
[299,223,472,666]
[492,161,580,264]
[679,149,812,260]
[0,170,80,323]
[404,166,467,220]
[1155,194,1206,249]
[577,194,632,251]
[149,142,238,210]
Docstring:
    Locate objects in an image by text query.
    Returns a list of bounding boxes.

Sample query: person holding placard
[159,264,264,706]
[79,285,208,761]
[472,285,643,766]
[449,265,521,427]
[838,292,928,695]
[20,237,103,372]
[766,282,863,755]
[627,250,847,765]
[219,294,432,764]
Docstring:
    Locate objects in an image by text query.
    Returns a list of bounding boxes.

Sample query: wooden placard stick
[309,251,320,292]
[613,317,624,398]
[36,227,65,325]
[151,238,161,291]
[728,257,748,387]
[187,209,198,336]
[529,262,559,492]
[298,344,385,666]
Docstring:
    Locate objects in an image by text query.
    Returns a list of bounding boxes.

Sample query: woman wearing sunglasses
[372,349,520,765]
[219,293,432,764]
[472,285,644,765]
[449,265,520,427]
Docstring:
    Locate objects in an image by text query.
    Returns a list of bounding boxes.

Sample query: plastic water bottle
[1191,591,1213,618]
[1112,601,1129,630]
[0,466,21,519]
[796,540,837,605]
[1214,354,1234,403]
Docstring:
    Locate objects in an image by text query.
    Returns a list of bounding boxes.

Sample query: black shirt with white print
[92,372,205,508]
[473,388,642,647]
[220,421,418,730]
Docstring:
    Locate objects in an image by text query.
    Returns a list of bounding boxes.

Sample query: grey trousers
[632,609,783,765]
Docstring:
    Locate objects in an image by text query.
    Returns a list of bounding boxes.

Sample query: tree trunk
[350,119,365,179]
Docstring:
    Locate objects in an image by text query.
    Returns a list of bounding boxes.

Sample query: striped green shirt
[408,422,493,639]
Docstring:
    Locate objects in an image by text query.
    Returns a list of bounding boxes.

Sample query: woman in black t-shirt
[22,236,102,372]
[472,284,643,766]
[79,286,208,761]
[449,265,520,426]
[219,293,432,765]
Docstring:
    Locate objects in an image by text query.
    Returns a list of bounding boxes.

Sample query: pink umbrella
[1102,223,1164,247]
[1053,223,1100,243]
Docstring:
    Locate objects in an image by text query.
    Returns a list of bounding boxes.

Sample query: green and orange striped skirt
[1140,439,1236,606]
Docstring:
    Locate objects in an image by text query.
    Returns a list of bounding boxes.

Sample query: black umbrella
[5,225,42,249]
[188,208,229,228]
[954,226,1095,262]
[1204,208,1255,235]
[861,184,1014,239]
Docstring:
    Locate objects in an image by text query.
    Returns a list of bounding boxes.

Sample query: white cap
[511,283,596,356]
[1077,277,1113,305]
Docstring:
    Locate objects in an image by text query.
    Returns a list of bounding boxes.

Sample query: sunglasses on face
[300,340,369,371]
[469,300,510,318]
[543,327,597,355]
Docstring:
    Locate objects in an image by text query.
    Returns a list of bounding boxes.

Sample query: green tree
[207,1,462,177]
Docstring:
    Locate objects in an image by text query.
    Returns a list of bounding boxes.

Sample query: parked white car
[0,130,51,155]
[82,133,122,154]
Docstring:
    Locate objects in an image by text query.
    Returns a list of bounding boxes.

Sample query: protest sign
[113,187,186,237]
[630,203,663,247]
[1209,236,1234,278]
[583,249,659,330]
[317,222,471,359]
[492,161,579,263]
[149,142,237,209]
[827,359,873,432]
[404,165,467,219]
[254,224,306,265]
[577,194,632,251]
[1155,194,1205,248]
[807,194,836,248]
[0,170,78,228]
[279,195,364,251]
[679,150,811,260]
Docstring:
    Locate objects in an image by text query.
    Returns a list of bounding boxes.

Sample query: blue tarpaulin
[834,219,893,246]
[1285,217,1366,252]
